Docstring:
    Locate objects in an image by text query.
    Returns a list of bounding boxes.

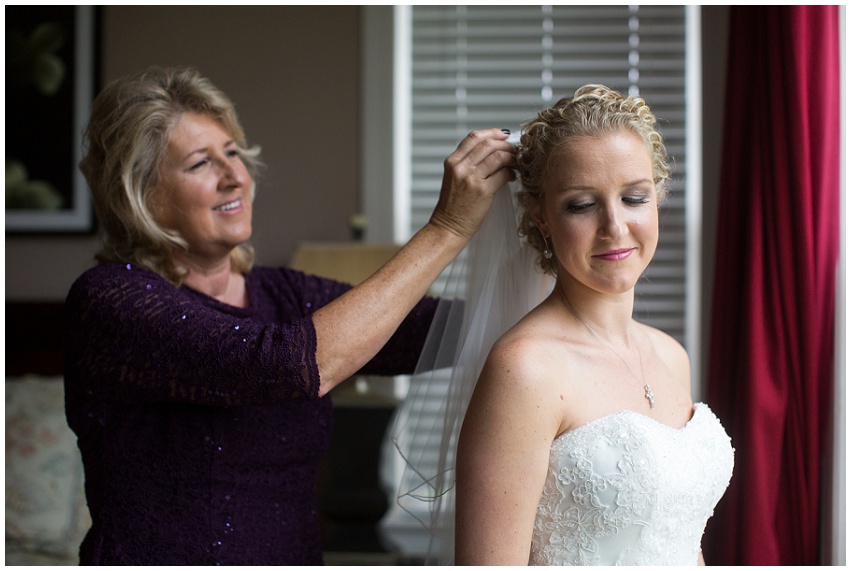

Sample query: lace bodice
[529,403,734,566]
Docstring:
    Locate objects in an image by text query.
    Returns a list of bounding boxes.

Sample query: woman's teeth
[214,200,240,211]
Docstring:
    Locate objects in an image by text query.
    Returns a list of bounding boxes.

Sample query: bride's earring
[541,232,553,259]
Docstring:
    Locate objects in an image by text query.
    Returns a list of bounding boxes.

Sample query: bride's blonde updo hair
[515,84,670,276]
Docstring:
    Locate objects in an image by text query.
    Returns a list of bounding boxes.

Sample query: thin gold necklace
[560,295,656,409]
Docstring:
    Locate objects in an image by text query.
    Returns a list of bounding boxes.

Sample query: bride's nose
[597,203,628,240]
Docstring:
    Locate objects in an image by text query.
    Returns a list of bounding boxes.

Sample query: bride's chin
[570,277,642,297]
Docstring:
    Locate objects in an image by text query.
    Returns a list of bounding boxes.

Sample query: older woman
[64,66,515,565]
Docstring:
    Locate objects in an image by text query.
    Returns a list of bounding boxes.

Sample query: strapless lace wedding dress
[529,403,734,566]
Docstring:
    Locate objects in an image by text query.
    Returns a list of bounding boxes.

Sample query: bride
[393,84,734,566]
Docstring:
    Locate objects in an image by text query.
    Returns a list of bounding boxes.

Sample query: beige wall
[5,6,361,300]
[6,6,730,306]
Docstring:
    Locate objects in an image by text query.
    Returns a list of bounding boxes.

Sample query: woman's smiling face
[153,112,253,264]
[537,131,659,296]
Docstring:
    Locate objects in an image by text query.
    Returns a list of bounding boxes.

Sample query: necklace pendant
[644,384,655,408]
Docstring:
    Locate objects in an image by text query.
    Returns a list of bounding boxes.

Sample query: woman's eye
[567,202,593,213]
[624,196,650,206]
[188,159,208,171]
[226,149,240,158]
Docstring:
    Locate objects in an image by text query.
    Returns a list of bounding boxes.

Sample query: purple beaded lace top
[64,262,437,565]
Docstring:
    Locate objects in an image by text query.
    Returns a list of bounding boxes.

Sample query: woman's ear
[531,212,549,239]
[146,186,162,219]
[146,183,171,228]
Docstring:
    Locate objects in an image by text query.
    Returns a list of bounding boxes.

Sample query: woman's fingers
[446,129,516,178]
[430,129,517,239]
[474,144,518,181]
[446,129,517,187]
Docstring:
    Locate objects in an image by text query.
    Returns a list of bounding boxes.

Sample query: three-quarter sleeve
[253,266,439,377]
[65,264,321,407]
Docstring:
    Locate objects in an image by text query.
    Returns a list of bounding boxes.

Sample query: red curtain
[704,6,841,565]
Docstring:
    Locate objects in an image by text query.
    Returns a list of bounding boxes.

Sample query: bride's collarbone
[549,345,693,433]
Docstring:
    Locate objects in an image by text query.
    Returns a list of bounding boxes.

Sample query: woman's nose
[217,158,246,189]
[597,203,628,240]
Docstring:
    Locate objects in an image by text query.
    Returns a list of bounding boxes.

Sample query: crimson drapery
[703,6,840,566]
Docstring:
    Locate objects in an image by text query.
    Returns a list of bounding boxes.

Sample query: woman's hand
[312,129,515,396]
[429,128,517,240]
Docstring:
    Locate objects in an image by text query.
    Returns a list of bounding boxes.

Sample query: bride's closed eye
[566,201,595,213]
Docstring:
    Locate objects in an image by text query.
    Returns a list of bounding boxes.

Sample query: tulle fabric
[390,181,553,564]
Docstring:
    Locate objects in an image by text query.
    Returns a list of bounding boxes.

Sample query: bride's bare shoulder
[640,322,689,362]
[480,304,568,391]
[639,321,692,390]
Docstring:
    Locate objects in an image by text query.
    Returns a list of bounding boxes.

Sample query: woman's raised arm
[312,129,516,396]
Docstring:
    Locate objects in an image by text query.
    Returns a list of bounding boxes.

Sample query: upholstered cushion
[5,376,89,564]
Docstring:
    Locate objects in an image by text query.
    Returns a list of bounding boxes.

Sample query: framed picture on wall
[6,5,97,234]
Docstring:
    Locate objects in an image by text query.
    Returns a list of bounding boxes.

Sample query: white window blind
[408,4,689,342]
[382,6,692,558]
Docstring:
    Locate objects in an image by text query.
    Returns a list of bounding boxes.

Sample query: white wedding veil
[389,180,553,564]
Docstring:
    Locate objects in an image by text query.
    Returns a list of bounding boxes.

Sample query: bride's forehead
[542,137,652,180]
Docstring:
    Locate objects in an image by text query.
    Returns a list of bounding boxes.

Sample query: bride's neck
[552,283,635,341]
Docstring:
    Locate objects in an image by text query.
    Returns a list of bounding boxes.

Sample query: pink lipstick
[593,248,635,261]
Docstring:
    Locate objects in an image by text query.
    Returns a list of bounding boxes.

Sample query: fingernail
[501,128,511,135]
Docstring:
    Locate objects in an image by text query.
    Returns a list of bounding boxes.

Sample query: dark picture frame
[6,6,97,234]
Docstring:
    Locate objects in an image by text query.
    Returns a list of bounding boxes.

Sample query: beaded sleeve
[65,263,325,406]
[248,265,439,378]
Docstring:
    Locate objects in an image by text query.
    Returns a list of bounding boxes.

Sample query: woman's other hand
[429,128,517,240]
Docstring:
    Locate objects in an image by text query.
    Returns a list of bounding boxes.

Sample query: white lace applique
[529,403,734,566]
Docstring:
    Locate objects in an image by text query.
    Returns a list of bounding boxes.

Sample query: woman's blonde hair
[80,66,262,284]
[515,84,670,276]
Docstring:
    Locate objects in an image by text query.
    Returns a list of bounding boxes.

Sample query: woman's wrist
[418,216,474,258]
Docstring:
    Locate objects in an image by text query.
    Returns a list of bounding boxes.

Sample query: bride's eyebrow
[561,178,653,190]
[622,178,654,188]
